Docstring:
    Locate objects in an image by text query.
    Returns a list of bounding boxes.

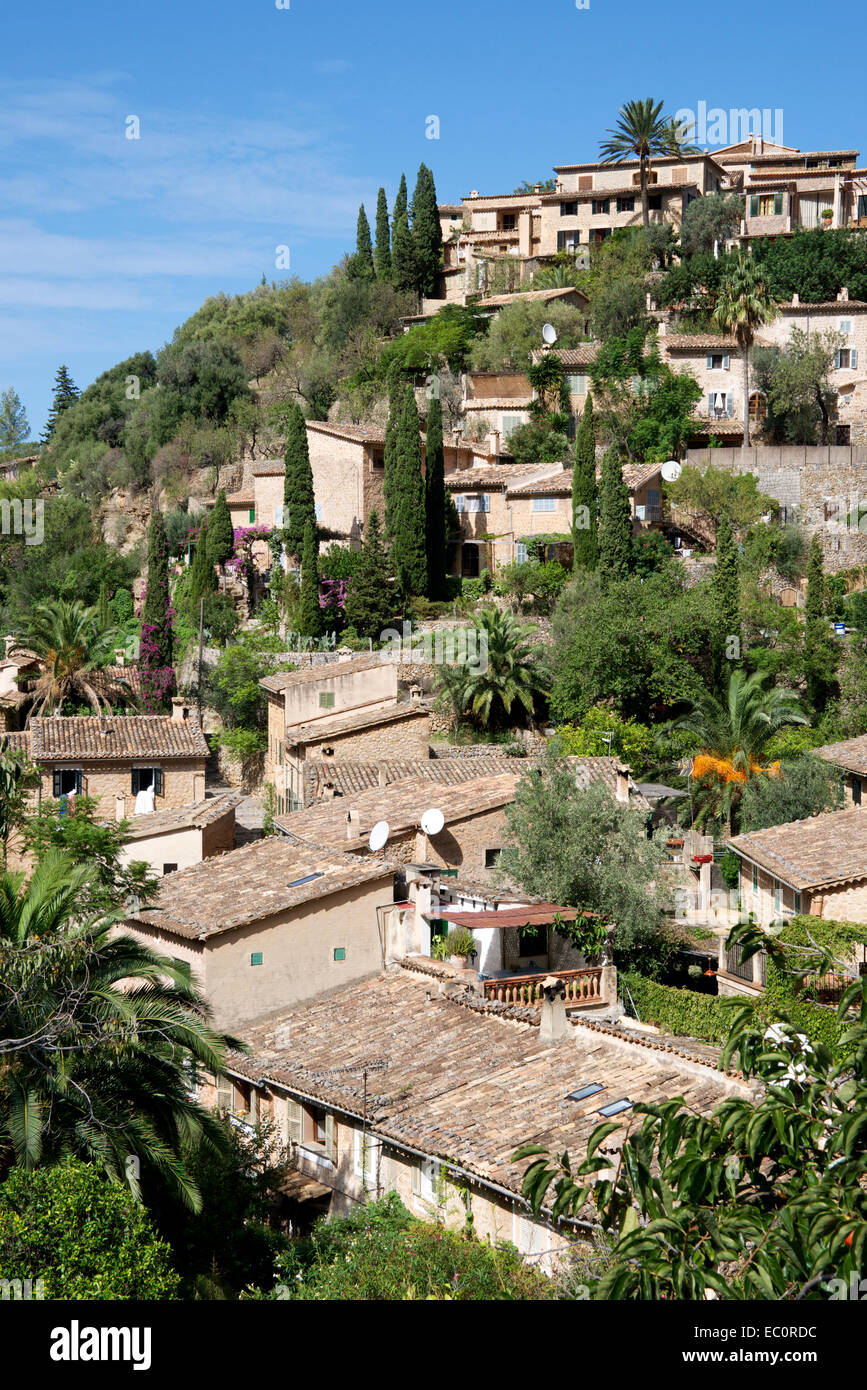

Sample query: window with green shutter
[750,195,759,217]
[250,951,263,966]
[319,691,336,708]
[248,507,256,523]
[333,947,346,961]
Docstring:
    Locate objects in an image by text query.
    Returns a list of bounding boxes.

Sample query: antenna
[541,322,558,346]
[420,807,445,837]
[661,459,682,483]
[369,820,389,852]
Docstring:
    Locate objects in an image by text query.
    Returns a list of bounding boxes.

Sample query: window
[591,198,610,216]
[590,228,612,244]
[501,412,526,438]
[752,863,758,894]
[750,192,783,217]
[333,947,346,962]
[560,201,578,216]
[794,892,802,913]
[287,872,324,888]
[273,504,284,526]
[285,1097,303,1146]
[248,507,256,524]
[707,391,732,418]
[454,494,490,513]
[515,542,528,564]
[839,320,852,335]
[568,1083,605,1101]
[835,348,858,369]
[411,1157,440,1205]
[319,690,336,708]
[532,496,557,512]
[616,196,634,213]
[304,1106,337,1162]
[163,863,179,876]
[501,213,516,231]
[598,1099,633,1117]
[315,503,323,521]
[250,952,263,966]
[556,229,581,252]
[131,767,164,796]
[485,848,501,868]
[52,769,83,797]
[518,923,546,957]
[353,1126,367,1179]
[371,451,384,468]
[648,193,662,211]
[774,880,782,914]
[215,1075,234,1113]
[707,353,730,370]
[853,778,863,806]
[565,373,587,394]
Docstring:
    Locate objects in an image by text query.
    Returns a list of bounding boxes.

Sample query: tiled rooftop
[121,790,243,840]
[231,968,748,1195]
[284,702,428,748]
[28,715,210,762]
[259,653,382,695]
[127,836,391,939]
[547,345,599,367]
[446,464,561,492]
[473,286,588,309]
[815,735,867,777]
[729,807,867,890]
[251,460,285,477]
[306,420,387,445]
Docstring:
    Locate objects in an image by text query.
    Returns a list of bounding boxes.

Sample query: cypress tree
[141,509,175,710]
[207,489,235,568]
[424,396,447,598]
[299,521,323,637]
[712,512,741,674]
[345,510,396,638]
[804,534,837,712]
[349,205,375,280]
[383,369,405,540]
[374,187,391,281]
[393,172,408,226]
[597,448,632,591]
[392,389,427,597]
[42,365,79,443]
[391,210,417,295]
[282,404,317,562]
[97,581,110,633]
[572,394,597,570]
[188,519,218,606]
[410,163,444,299]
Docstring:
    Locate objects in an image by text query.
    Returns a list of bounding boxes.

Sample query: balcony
[482,966,604,1008]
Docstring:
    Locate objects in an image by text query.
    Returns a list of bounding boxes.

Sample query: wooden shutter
[557,230,565,251]
[852,350,859,369]
[75,771,84,795]
[52,771,62,797]
[324,1112,338,1163]
[410,1161,421,1196]
[215,1075,233,1112]
[131,769,140,795]
[706,354,713,369]
[723,354,730,371]
[285,1098,303,1145]
[707,393,714,416]
[154,768,164,797]
[750,195,759,217]
[774,191,783,215]
[835,350,842,369]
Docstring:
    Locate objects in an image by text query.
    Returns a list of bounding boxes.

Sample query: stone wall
[302,711,430,764]
[39,759,206,821]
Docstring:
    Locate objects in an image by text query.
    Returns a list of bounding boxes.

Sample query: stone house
[201,965,750,1266]
[261,654,430,814]
[713,137,867,238]
[122,836,397,1030]
[22,706,210,821]
[118,789,241,878]
[544,153,726,250]
[814,735,867,808]
[0,643,41,730]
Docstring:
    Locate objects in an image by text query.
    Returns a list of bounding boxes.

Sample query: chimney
[346,807,360,840]
[792,293,800,306]
[539,977,569,1045]
[377,763,387,788]
[615,766,630,803]
[409,683,422,705]
[115,793,126,823]
[839,287,850,302]
[171,697,189,722]
[3,634,14,657]
[469,189,478,197]
[487,429,501,460]
[113,647,125,668]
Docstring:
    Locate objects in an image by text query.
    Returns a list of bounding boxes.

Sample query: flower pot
[450,955,468,970]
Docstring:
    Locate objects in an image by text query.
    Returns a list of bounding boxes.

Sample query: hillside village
[2,100,867,1305]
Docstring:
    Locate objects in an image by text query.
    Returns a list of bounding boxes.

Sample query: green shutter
[750,195,759,217]
[248,508,256,524]
[333,947,346,961]
[250,951,263,966]
[774,191,783,216]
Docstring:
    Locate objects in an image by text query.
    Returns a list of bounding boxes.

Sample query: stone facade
[36,758,206,822]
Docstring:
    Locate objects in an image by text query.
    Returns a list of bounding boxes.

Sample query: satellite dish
[420,808,445,836]
[369,820,389,851]
[541,322,558,346]
[661,459,682,483]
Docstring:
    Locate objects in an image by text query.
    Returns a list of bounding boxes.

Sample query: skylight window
[598,1099,633,1117]
[287,872,324,888]
[567,1083,605,1102]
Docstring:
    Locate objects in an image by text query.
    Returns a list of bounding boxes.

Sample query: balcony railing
[482,966,603,1007]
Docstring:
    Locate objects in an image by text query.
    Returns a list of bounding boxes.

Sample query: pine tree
[299,521,323,637]
[349,205,375,280]
[804,534,837,712]
[424,396,448,598]
[42,366,79,443]
[374,187,391,281]
[712,513,741,674]
[572,394,597,570]
[141,510,175,710]
[282,404,317,561]
[188,519,218,607]
[410,163,444,299]
[345,510,396,638]
[597,448,633,591]
[391,210,417,295]
[207,489,235,568]
[391,389,427,597]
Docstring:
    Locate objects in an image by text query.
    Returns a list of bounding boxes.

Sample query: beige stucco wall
[120,825,204,876]
[305,431,368,543]
[283,664,397,732]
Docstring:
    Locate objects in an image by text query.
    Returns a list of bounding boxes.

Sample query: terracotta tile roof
[437,904,590,930]
[814,735,867,777]
[506,469,572,498]
[284,702,428,748]
[305,755,537,800]
[462,397,533,410]
[687,418,749,436]
[259,653,382,695]
[275,772,522,848]
[121,790,243,840]
[621,462,663,492]
[226,491,255,506]
[662,334,740,351]
[0,730,30,753]
[446,464,561,492]
[472,286,588,309]
[104,665,143,696]
[127,837,391,940]
[307,420,387,445]
[28,715,209,762]
[729,808,867,891]
[230,969,747,1195]
[779,300,867,312]
[547,345,599,367]
[554,153,724,173]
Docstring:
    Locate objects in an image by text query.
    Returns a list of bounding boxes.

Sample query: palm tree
[0,851,238,1210]
[713,251,777,447]
[599,99,699,227]
[23,598,136,721]
[437,607,549,731]
[668,668,807,833]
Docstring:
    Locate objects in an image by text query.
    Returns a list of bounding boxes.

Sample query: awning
[281,1170,333,1203]
[432,904,602,930]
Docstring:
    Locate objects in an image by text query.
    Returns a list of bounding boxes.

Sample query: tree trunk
[640,156,649,227]
[742,339,751,449]
[816,384,830,444]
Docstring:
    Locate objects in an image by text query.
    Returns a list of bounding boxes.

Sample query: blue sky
[2,0,865,433]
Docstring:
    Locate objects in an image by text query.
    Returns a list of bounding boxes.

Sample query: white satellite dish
[661,459,682,483]
[541,322,558,346]
[420,808,445,836]
[369,820,389,851]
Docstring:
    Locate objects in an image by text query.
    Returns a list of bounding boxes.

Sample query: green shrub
[621,972,730,1044]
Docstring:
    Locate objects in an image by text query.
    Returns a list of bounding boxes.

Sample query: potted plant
[443,925,477,970]
[821,208,833,226]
